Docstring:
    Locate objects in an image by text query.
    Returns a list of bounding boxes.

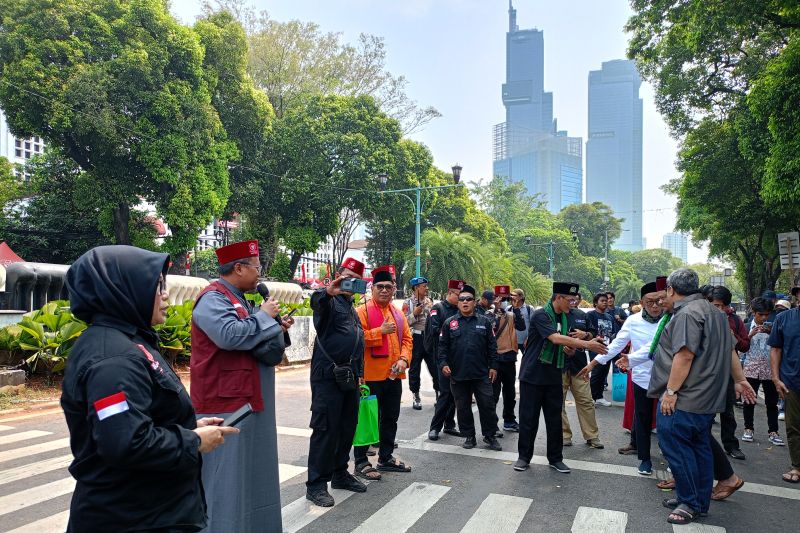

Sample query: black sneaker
[331,473,367,493]
[462,436,477,449]
[513,458,529,471]
[412,393,422,410]
[549,461,571,473]
[428,429,440,441]
[306,487,335,507]
[483,436,502,451]
[443,427,461,437]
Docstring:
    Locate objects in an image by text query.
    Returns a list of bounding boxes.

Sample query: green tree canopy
[558,202,623,258]
[0,0,236,254]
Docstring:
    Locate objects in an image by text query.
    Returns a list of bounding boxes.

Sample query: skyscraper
[492,1,582,213]
[586,60,643,251]
[661,232,688,263]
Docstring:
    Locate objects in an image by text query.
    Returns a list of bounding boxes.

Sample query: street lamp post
[525,236,575,279]
[378,164,463,277]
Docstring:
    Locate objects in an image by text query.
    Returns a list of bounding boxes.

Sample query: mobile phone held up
[222,403,253,427]
[339,277,367,294]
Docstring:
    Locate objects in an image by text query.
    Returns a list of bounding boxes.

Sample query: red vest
[190,281,264,413]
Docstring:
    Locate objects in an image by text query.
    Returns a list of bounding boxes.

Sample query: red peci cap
[371,265,396,283]
[448,280,465,291]
[215,240,259,265]
[494,285,511,296]
[655,276,668,292]
[340,257,365,277]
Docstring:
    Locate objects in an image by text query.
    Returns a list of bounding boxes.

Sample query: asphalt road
[1,364,797,533]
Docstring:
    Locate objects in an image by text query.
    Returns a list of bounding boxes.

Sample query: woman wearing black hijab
[61,245,238,532]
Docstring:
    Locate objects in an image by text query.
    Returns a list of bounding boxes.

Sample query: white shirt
[593,311,660,389]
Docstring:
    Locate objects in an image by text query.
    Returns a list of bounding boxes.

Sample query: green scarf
[642,308,661,324]
[648,313,671,360]
[540,301,569,368]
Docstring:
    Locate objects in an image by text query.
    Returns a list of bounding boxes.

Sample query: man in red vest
[191,240,292,533]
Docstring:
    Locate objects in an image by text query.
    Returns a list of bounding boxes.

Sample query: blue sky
[170,0,707,263]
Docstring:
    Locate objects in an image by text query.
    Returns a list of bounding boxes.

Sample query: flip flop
[712,477,744,500]
[657,479,675,490]
[663,499,707,517]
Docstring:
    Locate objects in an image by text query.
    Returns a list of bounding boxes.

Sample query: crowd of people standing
[58,241,800,531]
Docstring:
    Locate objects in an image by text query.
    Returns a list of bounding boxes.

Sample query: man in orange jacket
[354,265,413,480]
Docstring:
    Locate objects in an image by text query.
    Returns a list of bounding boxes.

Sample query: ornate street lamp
[451,164,462,184]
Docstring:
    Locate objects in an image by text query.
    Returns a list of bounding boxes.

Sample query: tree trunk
[289,251,302,278]
[113,203,131,245]
[170,251,189,275]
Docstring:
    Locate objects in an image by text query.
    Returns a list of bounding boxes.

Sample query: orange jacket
[356,301,413,382]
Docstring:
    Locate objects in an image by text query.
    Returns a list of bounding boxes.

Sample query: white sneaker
[779,411,785,421]
[741,429,754,442]
[595,398,611,407]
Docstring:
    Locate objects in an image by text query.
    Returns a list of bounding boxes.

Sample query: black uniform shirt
[310,289,364,381]
[424,299,458,355]
[437,312,498,382]
[62,245,205,532]
[566,308,590,374]
[519,308,564,386]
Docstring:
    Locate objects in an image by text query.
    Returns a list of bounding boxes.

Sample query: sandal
[657,479,675,490]
[663,499,707,517]
[711,477,744,500]
[377,458,412,472]
[355,462,382,481]
[667,504,698,525]
[782,469,800,484]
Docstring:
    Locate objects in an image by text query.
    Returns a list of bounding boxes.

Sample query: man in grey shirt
[648,268,732,525]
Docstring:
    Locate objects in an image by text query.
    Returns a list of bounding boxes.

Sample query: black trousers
[492,360,517,423]
[710,434,734,481]
[430,368,457,432]
[518,382,563,464]
[720,379,740,452]
[743,378,780,434]
[306,379,360,490]
[409,333,439,394]
[589,353,612,400]
[354,379,402,465]
[452,377,499,438]
[633,383,655,461]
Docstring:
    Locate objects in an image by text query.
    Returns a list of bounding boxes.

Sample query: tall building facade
[661,232,688,263]
[586,60,643,251]
[492,1,582,213]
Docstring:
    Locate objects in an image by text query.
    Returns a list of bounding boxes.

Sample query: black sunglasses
[458,296,475,302]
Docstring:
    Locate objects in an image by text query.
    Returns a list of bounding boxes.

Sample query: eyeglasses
[458,296,475,302]
[643,299,661,307]
[374,284,394,292]
[157,276,167,294]
[241,263,263,274]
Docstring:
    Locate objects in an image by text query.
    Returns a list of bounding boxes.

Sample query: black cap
[552,282,579,296]
[461,284,477,296]
[481,290,494,301]
[373,270,394,284]
[640,282,658,298]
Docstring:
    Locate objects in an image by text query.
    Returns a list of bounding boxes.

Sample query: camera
[339,277,367,294]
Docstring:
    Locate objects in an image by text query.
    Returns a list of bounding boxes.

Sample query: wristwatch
[666,388,677,396]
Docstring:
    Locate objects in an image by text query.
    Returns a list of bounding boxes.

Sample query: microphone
[257,283,270,299]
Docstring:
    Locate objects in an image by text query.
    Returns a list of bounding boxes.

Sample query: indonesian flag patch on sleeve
[94,391,130,421]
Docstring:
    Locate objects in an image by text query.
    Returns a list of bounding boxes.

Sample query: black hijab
[67,245,170,332]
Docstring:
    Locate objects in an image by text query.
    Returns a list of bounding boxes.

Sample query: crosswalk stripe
[0,454,72,486]
[0,477,75,518]
[0,430,52,446]
[5,510,70,533]
[0,424,14,432]
[0,437,70,464]
[278,463,307,483]
[277,426,313,438]
[460,493,531,533]
[281,484,358,533]
[351,482,450,533]
[672,524,726,533]
[571,506,628,533]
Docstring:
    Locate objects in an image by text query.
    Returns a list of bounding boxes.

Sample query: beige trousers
[561,370,600,441]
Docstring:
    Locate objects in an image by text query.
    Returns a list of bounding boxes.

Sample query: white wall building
[1,110,44,174]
